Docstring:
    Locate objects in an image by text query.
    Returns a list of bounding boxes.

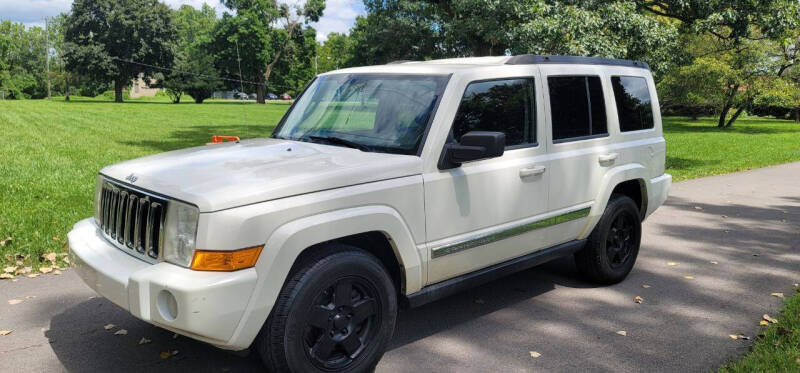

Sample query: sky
[0,0,365,42]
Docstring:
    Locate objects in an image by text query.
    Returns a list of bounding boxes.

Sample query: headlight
[162,200,199,267]
[94,175,103,224]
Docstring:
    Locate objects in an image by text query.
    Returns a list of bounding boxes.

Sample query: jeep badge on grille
[125,174,138,183]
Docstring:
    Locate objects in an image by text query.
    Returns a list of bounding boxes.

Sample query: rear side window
[548,76,607,142]
[451,78,535,147]
[611,76,654,132]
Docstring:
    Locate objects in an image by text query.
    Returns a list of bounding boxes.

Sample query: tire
[574,194,642,284]
[258,244,397,373]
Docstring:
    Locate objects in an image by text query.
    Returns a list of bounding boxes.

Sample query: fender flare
[578,163,648,239]
[227,205,421,349]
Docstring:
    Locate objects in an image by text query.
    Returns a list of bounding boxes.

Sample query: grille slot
[97,179,167,260]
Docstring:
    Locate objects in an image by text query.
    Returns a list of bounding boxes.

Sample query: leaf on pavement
[139,337,151,345]
[667,262,678,266]
[114,329,128,336]
[103,324,115,330]
[39,267,52,274]
[0,330,11,336]
[8,299,22,305]
[26,274,39,278]
[642,284,651,289]
[771,293,785,298]
[616,330,627,336]
[694,206,703,210]
[53,270,62,275]
[729,334,750,340]
[0,273,13,280]
[529,351,541,358]
[763,314,778,324]
[710,261,719,265]
[760,320,770,326]
[634,296,643,304]
[683,275,695,280]
[25,295,35,299]
[3,266,16,273]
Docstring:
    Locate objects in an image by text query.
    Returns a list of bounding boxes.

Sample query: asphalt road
[2,163,799,372]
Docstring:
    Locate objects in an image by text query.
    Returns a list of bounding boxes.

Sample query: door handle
[598,153,618,163]
[519,165,546,178]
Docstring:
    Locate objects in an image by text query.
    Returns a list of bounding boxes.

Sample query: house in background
[129,73,162,98]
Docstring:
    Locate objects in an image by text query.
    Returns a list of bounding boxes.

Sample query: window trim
[546,74,610,144]
[446,76,539,151]
[610,75,656,134]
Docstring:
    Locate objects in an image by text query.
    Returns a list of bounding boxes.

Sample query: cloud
[0,0,363,41]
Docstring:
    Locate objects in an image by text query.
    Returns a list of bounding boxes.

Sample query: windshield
[273,74,449,155]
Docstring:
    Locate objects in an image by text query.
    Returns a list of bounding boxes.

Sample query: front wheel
[574,194,642,284]
[258,244,397,373]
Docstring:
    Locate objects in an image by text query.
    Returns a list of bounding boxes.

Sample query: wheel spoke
[351,298,376,325]
[311,334,336,360]
[340,333,362,356]
[308,305,331,329]
[334,280,353,307]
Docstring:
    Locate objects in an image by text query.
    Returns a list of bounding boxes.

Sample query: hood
[100,138,422,212]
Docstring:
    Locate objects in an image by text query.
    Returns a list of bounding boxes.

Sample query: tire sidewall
[282,251,397,373]
[591,196,642,280]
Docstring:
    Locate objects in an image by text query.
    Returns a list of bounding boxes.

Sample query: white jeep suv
[69,55,670,372]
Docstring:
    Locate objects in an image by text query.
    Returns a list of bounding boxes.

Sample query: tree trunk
[256,72,266,104]
[718,84,739,128]
[795,108,799,123]
[114,77,124,103]
[726,106,746,127]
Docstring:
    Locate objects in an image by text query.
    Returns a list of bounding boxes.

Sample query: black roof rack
[505,55,650,70]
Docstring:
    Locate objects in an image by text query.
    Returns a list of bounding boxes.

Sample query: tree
[348,0,681,78]
[218,0,325,103]
[62,0,176,102]
[316,32,354,73]
[614,0,799,41]
[162,4,221,103]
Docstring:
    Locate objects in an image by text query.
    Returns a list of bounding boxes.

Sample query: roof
[322,55,649,76]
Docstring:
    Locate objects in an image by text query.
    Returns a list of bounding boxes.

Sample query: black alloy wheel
[303,277,381,370]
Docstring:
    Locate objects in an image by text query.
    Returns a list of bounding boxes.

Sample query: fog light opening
[157,290,179,321]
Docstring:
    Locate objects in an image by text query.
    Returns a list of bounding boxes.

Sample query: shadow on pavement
[42,189,800,372]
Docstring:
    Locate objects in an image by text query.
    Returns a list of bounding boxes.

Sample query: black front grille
[98,179,167,260]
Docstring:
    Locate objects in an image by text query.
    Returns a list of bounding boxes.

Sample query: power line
[109,56,301,91]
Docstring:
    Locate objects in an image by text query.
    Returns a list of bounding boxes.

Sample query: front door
[424,76,550,284]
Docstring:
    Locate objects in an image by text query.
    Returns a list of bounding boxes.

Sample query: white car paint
[69,56,671,351]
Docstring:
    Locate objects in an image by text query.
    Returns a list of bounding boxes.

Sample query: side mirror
[439,131,505,170]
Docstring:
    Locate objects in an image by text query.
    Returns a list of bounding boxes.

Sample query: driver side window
[450,78,536,148]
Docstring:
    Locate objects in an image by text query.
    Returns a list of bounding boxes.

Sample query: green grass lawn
[2,100,800,270]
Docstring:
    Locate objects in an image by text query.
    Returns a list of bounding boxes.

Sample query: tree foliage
[348,0,681,77]
[162,5,221,104]
[62,0,176,102]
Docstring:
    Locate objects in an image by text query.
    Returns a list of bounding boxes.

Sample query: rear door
[540,65,617,242]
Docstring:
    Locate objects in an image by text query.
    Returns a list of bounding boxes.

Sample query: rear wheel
[258,244,397,373]
[575,194,642,284]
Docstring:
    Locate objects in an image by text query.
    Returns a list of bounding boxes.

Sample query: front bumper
[68,218,258,350]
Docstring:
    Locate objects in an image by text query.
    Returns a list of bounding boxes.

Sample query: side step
[405,239,586,308]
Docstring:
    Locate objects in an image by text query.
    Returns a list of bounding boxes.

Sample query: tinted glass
[275,74,448,155]
[611,76,654,132]
[549,76,608,141]
[451,78,535,147]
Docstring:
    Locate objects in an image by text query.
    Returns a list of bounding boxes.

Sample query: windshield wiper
[307,135,373,152]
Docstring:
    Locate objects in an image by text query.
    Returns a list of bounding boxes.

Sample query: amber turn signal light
[190,246,263,271]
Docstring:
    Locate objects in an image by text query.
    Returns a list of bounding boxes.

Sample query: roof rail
[505,55,650,70]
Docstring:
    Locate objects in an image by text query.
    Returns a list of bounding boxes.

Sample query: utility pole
[314,55,319,75]
[45,17,51,99]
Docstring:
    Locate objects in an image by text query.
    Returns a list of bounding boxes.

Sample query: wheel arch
[578,164,649,239]
[227,205,422,350]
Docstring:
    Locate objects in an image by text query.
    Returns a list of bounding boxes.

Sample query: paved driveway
[1,163,799,372]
